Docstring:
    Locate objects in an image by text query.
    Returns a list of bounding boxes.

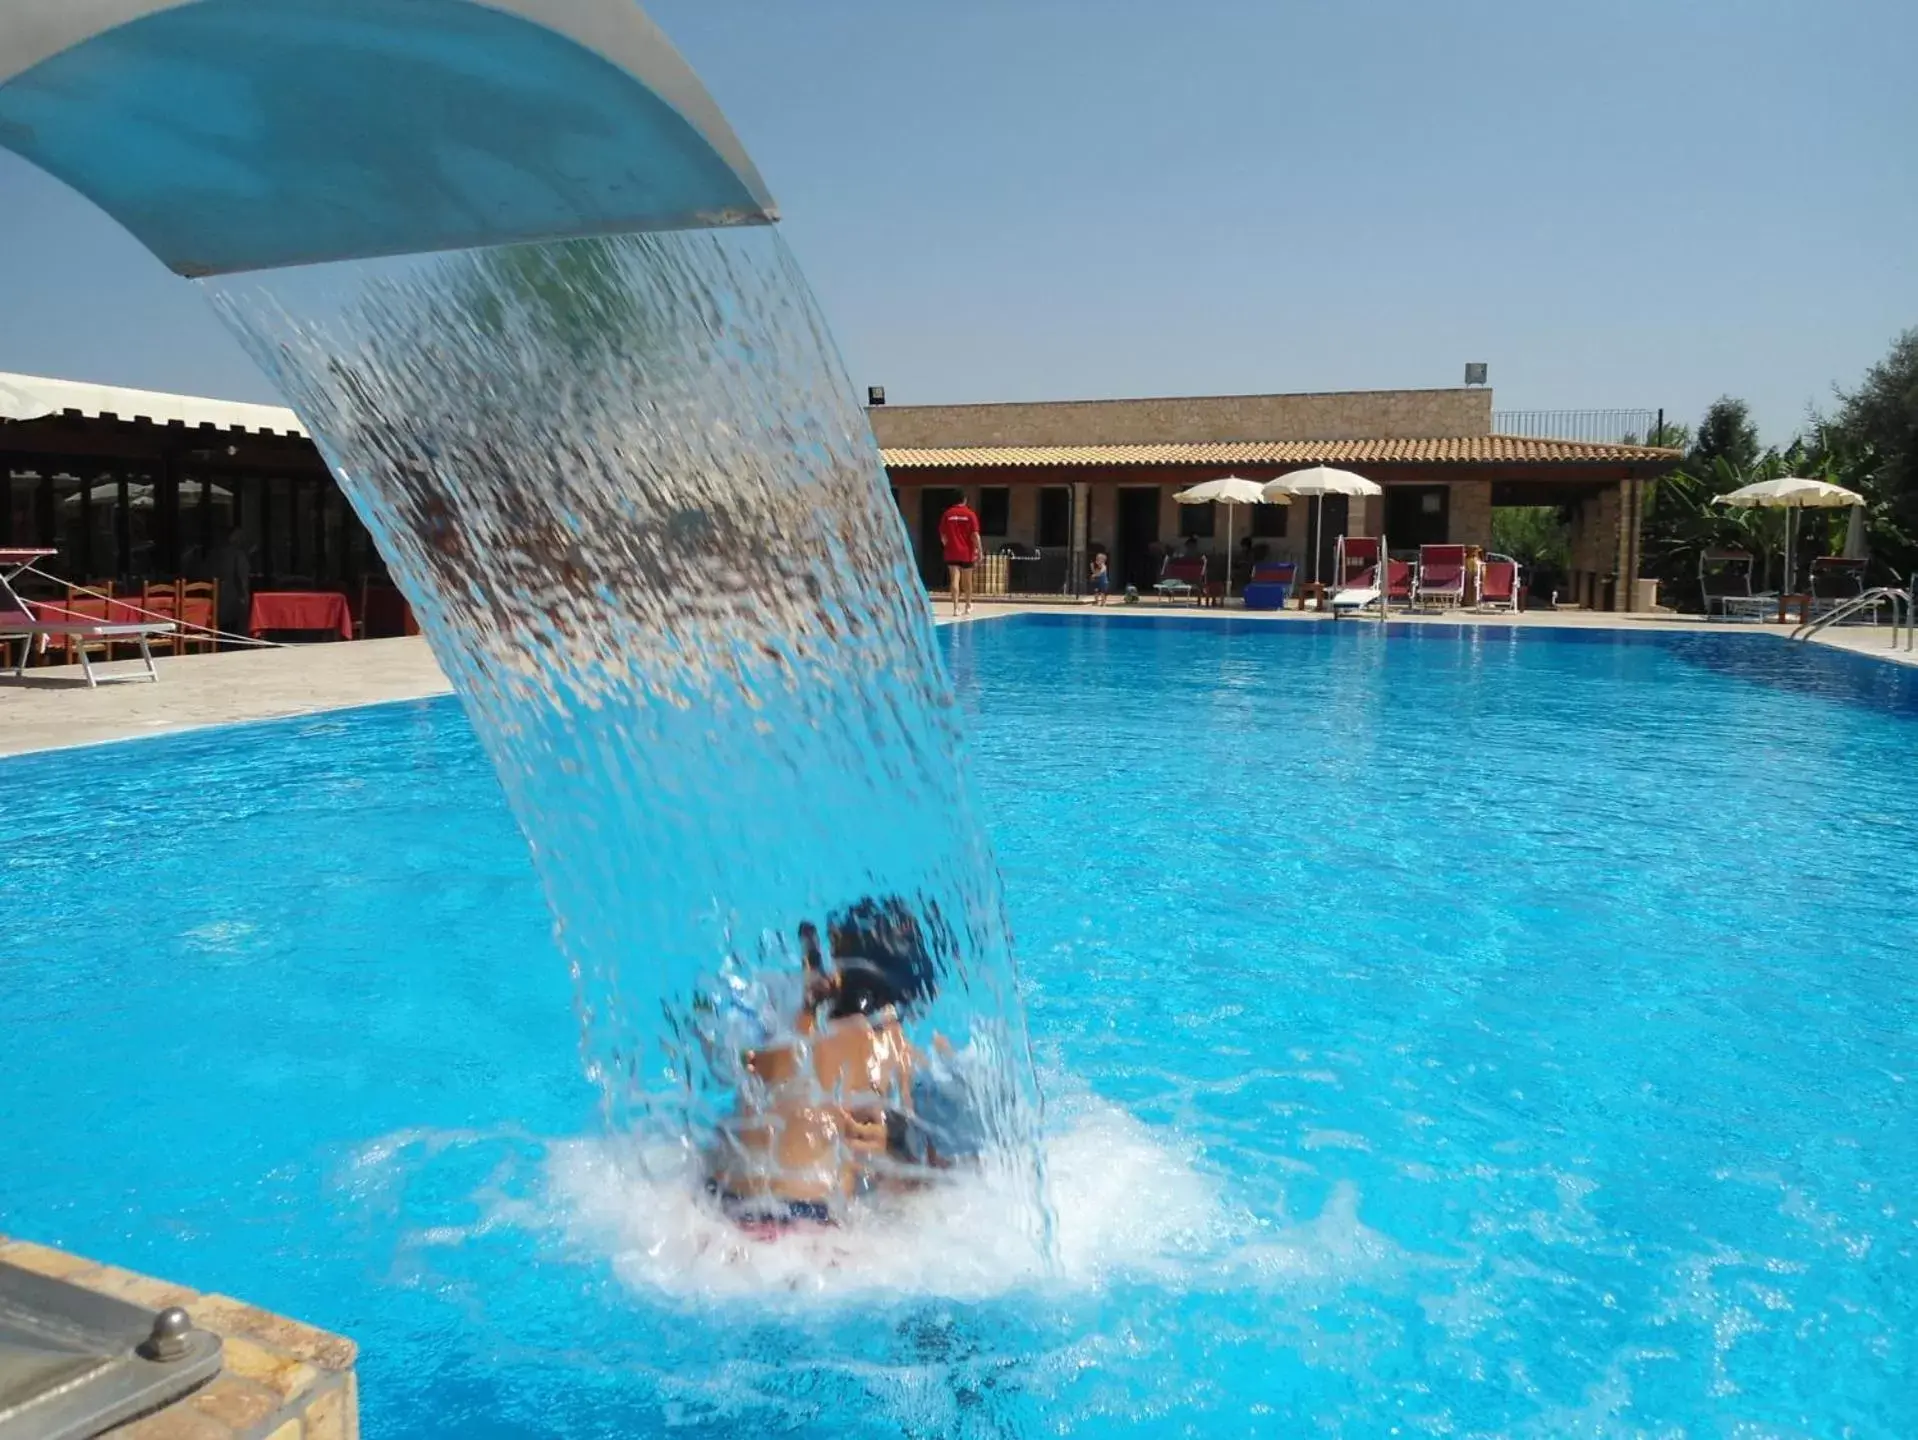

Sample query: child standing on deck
[1090,550,1111,605]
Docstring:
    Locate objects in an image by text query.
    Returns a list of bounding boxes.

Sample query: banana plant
[1641,449,1795,602]
[1799,424,1907,581]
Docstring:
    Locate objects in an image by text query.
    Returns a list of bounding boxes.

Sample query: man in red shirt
[936,496,982,617]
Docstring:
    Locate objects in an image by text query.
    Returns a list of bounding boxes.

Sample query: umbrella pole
[1225,505,1236,598]
[1310,495,1322,586]
[1785,503,1796,605]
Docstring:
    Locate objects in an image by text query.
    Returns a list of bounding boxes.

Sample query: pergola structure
[1,373,369,598]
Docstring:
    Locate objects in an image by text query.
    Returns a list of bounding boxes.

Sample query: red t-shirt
[938,503,982,563]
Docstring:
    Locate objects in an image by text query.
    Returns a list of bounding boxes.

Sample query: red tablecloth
[249,591,353,640]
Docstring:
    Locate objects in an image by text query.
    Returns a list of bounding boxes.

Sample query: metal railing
[1790,585,1912,647]
[1492,409,1661,444]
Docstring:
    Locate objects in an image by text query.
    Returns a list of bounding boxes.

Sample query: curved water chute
[0,0,776,275]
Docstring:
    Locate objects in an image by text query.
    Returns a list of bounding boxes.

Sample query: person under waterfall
[704,898,981,1231]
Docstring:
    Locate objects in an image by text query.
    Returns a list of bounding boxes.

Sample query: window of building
[5,470,42,550]
[50,472,85,579]
[1177,501,1216,539]
[1037,487,1070,547]
[263,475,296,580]
[1251,503,1288,538]
[125,468,162,580]
[86,475,121,579]
[977,486,1011,536]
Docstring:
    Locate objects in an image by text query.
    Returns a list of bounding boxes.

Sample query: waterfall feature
[203,228,1049,1244]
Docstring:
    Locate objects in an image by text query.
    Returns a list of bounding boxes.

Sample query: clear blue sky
[1,0,1912,443]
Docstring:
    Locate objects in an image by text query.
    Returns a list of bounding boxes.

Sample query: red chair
[1477,554,1521,612]
[1330,554,1413,616]
[47,586,114,667]
[1153,555,1207,603]
[1334,535,1379,589]
[179,580,218,654]
[141,580,184,656]
[1414,545,1468,608]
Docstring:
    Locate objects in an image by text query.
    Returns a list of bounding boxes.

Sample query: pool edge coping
[4,606,1910,761]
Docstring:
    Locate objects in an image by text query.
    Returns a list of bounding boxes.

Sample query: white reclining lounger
[0,548,177,687]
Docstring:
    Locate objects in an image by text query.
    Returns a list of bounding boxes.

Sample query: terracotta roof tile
[880,435,1679,469]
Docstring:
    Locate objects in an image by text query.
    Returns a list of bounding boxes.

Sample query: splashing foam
[337,1088,1427,1309]
[544,1095,1224,1303]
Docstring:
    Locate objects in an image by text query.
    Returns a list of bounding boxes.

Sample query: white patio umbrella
[1173,476,1282,595]
[1262,466,1382,584]
[1713,477,1863,595]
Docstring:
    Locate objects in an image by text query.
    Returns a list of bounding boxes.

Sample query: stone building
[872,387,1680,610]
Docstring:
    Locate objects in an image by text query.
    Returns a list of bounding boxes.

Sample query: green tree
[1490,506,1570,571]
[1643,417,1692,451]
[1639,397,1787,606]
[1816,326,1918,579]
[1636,333,1917,606]
[1689,396,1761,471]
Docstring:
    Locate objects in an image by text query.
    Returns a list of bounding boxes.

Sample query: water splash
[331,1093,1235,1307]
[203,227,1047,1244]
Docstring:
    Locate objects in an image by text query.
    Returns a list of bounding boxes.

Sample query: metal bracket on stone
[0,1261,223,1440]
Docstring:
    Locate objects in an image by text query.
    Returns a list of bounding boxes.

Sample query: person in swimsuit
[706,899,939,1228]
[1090,550,1111,605]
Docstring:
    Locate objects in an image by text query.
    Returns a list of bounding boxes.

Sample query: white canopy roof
[0,371,307,437]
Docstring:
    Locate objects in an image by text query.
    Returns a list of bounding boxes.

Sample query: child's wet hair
[818,895,941,1017]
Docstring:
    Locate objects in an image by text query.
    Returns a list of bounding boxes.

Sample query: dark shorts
[908,1076,989,1164]
[1092,574,1110,593]
[708,1182,836,1228]
[946,560,974,571]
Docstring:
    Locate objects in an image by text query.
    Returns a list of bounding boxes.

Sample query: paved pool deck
[2,603,1910,758]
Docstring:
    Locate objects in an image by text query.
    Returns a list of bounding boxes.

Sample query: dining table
[248,590,354,641]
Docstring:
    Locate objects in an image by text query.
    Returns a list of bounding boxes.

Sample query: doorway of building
[1116,487,1161,589]
[1385,486,1450,548]
[917,487,965,587]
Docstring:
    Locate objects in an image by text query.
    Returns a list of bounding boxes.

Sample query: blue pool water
[4,617,1916,1436]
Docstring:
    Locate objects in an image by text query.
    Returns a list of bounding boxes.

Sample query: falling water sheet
[203,226,1050,1254]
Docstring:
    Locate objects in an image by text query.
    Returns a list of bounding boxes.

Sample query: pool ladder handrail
[1790,582,1913,649]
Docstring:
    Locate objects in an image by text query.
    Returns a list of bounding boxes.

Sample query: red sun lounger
[0,549,177,688]
[1415,544,1468,609]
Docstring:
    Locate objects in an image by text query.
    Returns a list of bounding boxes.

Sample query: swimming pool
[4,616,1915,1435]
